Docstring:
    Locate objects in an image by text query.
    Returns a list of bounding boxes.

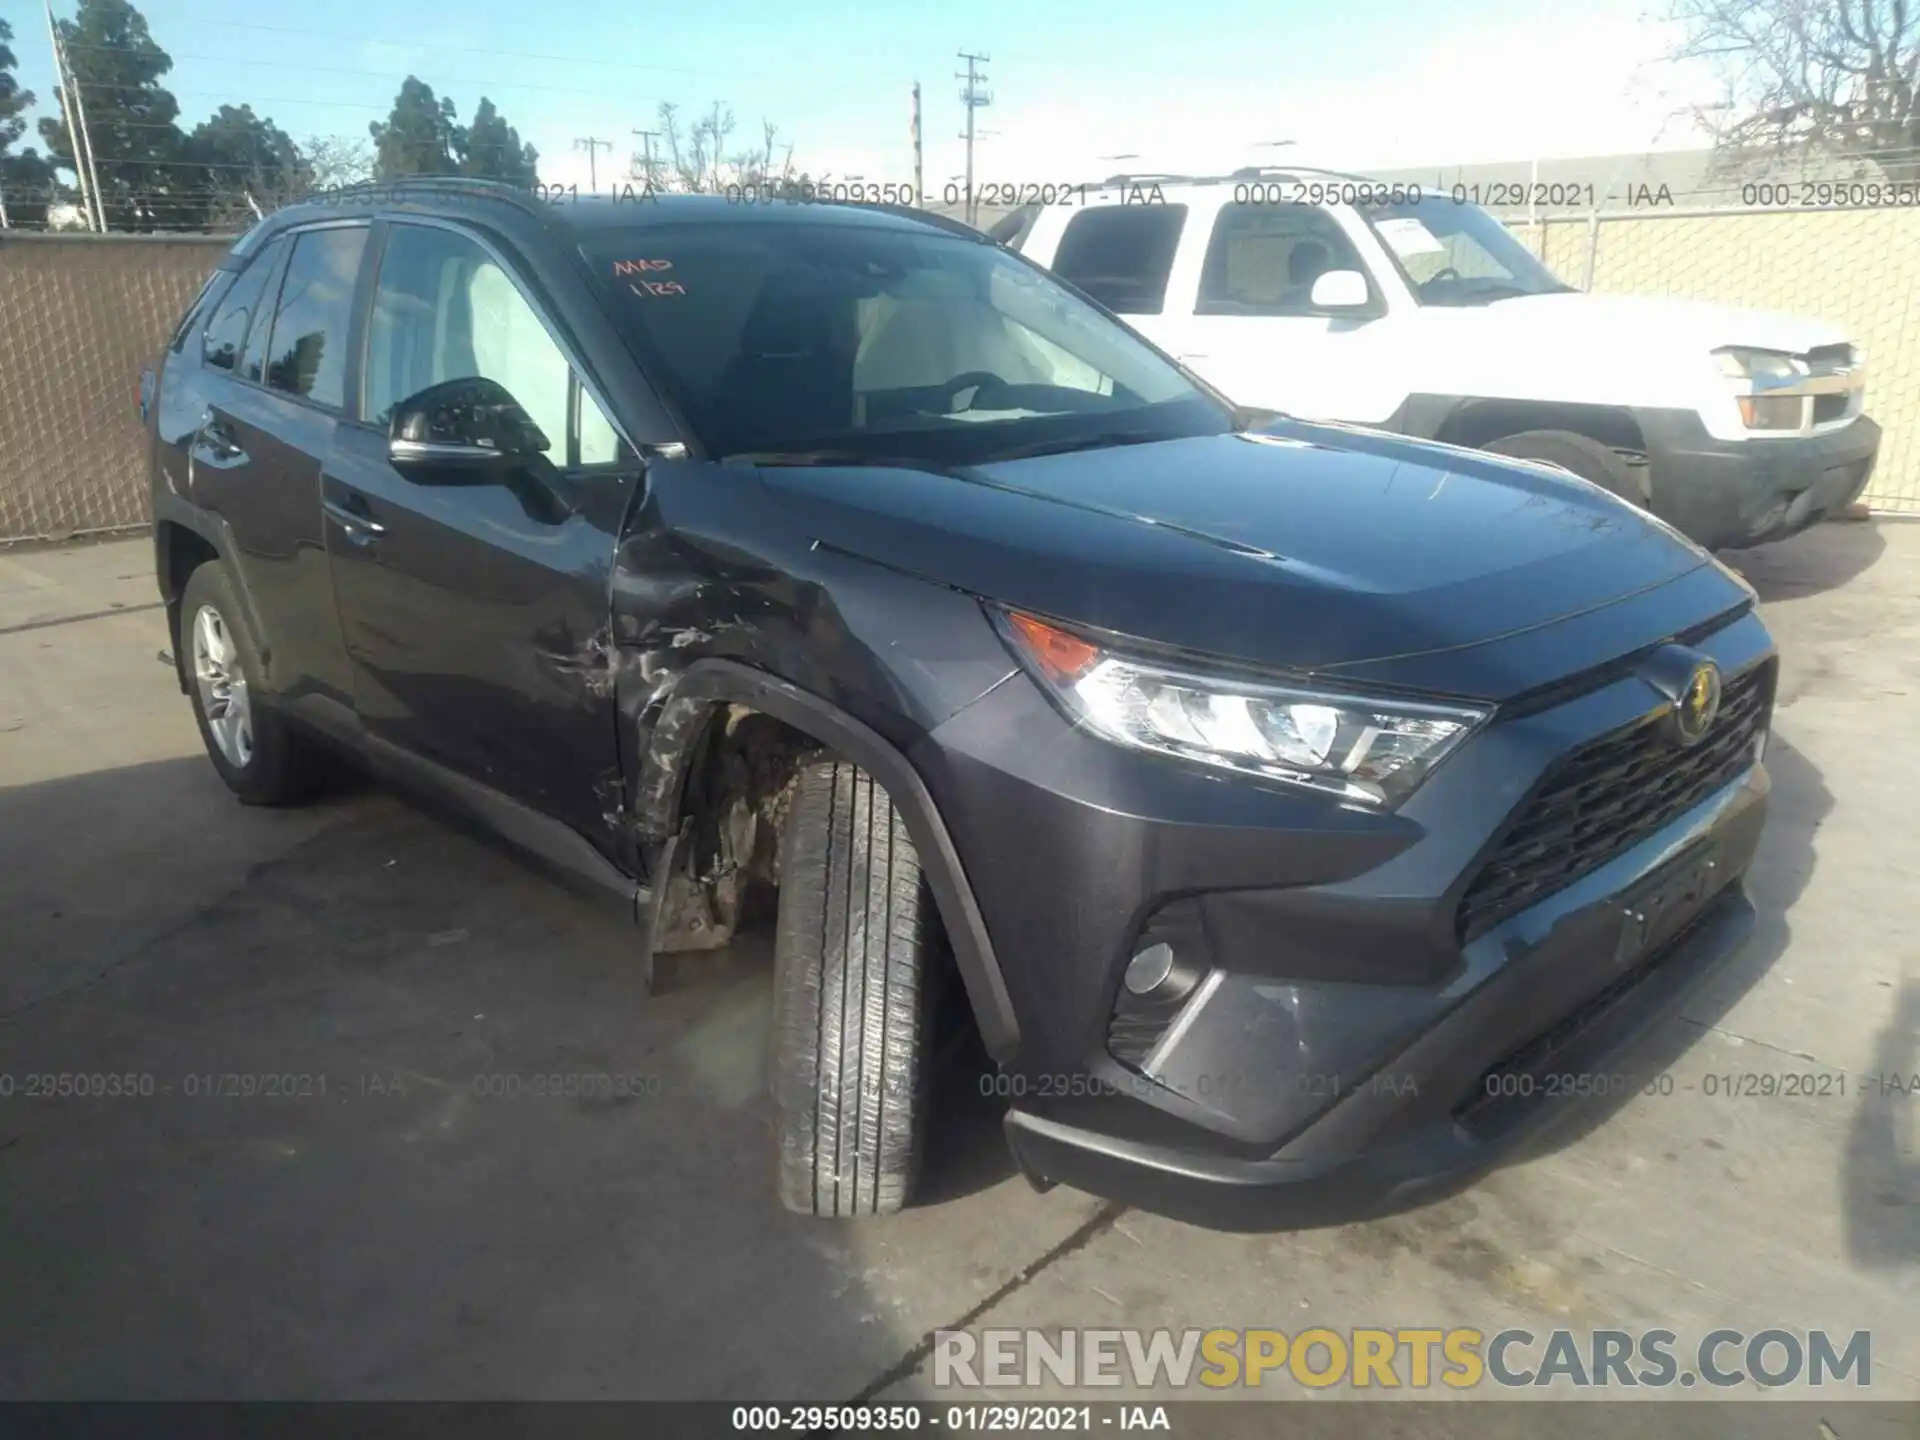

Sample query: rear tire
[1482,429,1652,508]
[771,759,934,1218]
[179,560,329,806]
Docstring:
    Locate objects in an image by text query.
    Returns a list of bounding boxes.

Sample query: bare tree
[649,101,811,193]
[1669,0,1920,178]
[303,134,375,191]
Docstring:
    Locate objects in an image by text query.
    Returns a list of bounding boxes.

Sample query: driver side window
[1196,204,1371,316]
[364,224,628,466]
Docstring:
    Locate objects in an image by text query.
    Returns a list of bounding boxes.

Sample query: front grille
[1455,659,1773,940]
[1813,394,1850,424]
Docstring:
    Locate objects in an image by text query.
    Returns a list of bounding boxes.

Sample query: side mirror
[1309,269,1372,311]
[387,376,552,469]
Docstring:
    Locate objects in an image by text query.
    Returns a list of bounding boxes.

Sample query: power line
[88,7,747,81]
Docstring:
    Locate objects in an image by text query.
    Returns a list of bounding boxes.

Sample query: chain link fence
[2,208,1917,541]
[0,234,229,543]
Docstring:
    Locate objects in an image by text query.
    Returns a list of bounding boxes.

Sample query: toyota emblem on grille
[1636,645,1725,749]
[1672,660,1723,746]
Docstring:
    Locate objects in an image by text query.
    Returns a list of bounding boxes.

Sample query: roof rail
[866,202,998,240]
[300,176,558,224]
[1102,172,1200,187]
[1073,163,1371,194]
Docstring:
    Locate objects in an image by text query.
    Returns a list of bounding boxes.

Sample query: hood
[754,421,1737,700]
[1465,291,1851,355]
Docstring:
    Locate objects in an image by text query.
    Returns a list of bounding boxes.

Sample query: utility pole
[910,82,923,208]
[956,50,991,227]
[45,0,103,230]
[0,171,9,229]
[630,128,660,186]
[574,135,612,194]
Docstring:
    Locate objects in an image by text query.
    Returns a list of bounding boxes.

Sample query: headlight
[1713,347,1803,384]
[994,609,1490,809]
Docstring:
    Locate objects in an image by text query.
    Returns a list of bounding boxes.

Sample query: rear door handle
[322,492,387,544]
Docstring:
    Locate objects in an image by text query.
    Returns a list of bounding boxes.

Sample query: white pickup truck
[999,168,1880,550]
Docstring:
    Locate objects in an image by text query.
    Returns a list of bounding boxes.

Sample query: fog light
[1738,395,1804,430]
[1124,942,1176,996]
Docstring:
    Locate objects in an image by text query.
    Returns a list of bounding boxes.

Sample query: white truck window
[1047,206,1189,315]
[1196,204,1373,316]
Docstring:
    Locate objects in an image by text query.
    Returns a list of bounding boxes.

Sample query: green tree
[37,0,197,229]
[454,97,538,185]
[1,17,55,227]
[187,104,309,227]
[369,77,458,179]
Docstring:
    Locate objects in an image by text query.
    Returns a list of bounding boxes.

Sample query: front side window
[201,236,285,373]
[1196,204,1375,315]
[1047,206,1189,315]
[582,219,1221,463]
[261,226,368,407]
[172,270,228,356]
[364,223,625,466]
[1360,198,1577,306]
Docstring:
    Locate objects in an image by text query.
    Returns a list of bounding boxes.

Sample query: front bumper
[914,608,1776,1230]
[1635,408,1879,551]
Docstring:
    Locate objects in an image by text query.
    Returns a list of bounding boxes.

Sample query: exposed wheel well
[651,702,975,1038]
[1434,400,1647,457]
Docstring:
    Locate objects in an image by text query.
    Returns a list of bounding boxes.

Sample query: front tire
[771,759,935,1218]
[1482,429,1652,508]
[179,560,328,806]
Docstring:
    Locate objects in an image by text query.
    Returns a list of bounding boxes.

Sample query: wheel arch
[153,497,246,697]
[633,657,1020,1062]
[1399,394,1650,455]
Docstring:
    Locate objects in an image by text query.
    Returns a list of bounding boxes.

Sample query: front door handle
[323,492,387,545]
[193,410,248,466]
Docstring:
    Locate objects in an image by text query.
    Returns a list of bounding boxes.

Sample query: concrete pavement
[0,527,1913,1411]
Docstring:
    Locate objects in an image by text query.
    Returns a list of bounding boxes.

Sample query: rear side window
[202,238,285,373]
[1196,204,1373,316]
[1049,206,1188,315]
[260,226,369,409]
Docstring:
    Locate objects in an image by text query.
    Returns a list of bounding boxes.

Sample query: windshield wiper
[976,427,1177,463]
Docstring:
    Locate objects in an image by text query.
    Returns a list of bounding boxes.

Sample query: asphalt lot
[0,525,1914,1411]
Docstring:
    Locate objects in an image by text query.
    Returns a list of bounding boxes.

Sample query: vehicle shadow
[1843,978,1919,1270]
[0,754,972,1400]
[1719,517,1886,602]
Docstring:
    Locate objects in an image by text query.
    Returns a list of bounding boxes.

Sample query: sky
[8,0,1733,197]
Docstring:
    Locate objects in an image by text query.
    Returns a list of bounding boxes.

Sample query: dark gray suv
[143,179,1776,1229]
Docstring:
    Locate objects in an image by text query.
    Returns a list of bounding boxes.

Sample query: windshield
[582,220,1226,463]
[1359,197,1577,307]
